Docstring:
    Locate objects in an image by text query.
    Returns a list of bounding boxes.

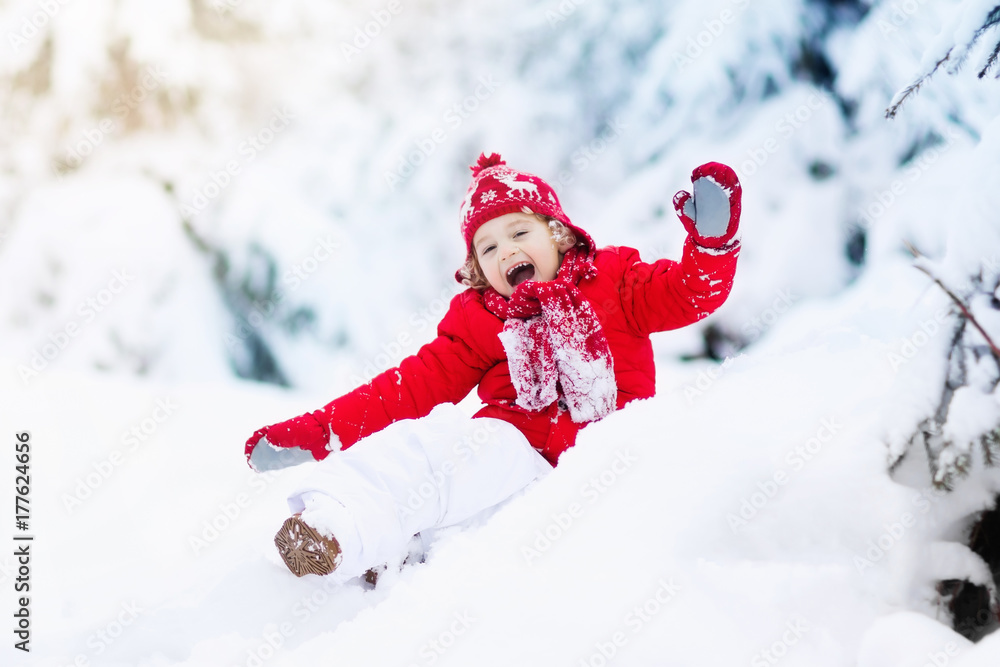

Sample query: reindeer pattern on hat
[494,168,540,199]
[460,162,548,228]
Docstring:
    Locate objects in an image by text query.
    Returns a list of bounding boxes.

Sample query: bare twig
[904,240,1000,362]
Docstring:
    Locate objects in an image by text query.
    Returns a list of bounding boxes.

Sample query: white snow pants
[287,403,552,581]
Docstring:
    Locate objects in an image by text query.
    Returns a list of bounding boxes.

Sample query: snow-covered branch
[887,1,1000,118]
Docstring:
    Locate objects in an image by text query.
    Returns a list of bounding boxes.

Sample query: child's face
[472,212,572,298]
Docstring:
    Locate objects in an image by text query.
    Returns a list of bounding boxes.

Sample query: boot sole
[274,514,342,577]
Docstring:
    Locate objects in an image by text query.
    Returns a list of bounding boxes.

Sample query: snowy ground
[3,248,999,667]
[3,0,1000,665]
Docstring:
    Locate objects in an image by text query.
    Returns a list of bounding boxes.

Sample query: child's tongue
[508,264,536,288]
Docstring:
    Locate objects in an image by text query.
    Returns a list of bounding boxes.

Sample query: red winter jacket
[323,238,739,465]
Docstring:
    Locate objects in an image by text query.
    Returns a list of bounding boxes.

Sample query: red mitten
[244,408,339,471]
[672,162,742,249]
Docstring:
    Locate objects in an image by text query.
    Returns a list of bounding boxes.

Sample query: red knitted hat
[457,153,594,280]
[459,152,577,248]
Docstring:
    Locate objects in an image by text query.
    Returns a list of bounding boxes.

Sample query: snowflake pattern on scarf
[483,245,617,423]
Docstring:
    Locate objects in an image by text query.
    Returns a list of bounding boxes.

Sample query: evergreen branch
[985,5,1000,29]
[903,240,1000,362]
[888,5,1000,116]
[970,5,1000,45]
[978,39,1000,78]
[886,50,953,119]
[962,6,1000,76]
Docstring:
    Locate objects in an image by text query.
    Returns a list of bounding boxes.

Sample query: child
[245,152,742,580]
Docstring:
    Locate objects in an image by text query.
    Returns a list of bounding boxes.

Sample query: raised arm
[619,162,742,335]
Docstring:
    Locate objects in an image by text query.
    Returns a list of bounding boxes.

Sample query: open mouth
[505,261,536,288]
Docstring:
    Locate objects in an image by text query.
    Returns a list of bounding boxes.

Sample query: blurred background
[2,0,996,394]
[4,1,1000,663]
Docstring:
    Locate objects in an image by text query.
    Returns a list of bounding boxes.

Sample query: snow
[857,611,973,667]
[922,0,1000,73]
[4,262,1000,665]
[944,387,1000,450]
[3,0,1000,664]
[952,629,1000,666]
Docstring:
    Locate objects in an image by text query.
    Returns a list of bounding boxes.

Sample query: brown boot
[363,564,386,589]
[274,514,342,577]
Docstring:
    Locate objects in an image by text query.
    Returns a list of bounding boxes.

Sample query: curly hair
[456,217,578,290]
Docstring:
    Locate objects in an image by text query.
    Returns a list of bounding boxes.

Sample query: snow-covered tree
[876,0,1000,639]
[887,1,1000,117]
